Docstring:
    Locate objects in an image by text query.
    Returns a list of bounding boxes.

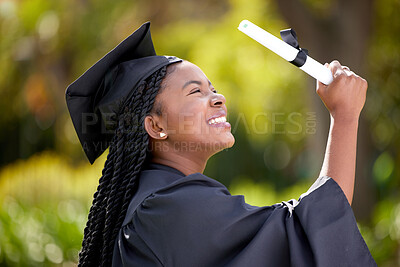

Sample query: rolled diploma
[238,20,333,85]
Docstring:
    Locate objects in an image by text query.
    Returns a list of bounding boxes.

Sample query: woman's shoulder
[121,165,233,226]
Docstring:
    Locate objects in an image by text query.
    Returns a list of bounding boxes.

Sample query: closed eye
[188,88,201,95]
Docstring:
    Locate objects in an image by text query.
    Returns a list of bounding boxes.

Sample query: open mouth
[207,115,231,129]
[208,116,227,125]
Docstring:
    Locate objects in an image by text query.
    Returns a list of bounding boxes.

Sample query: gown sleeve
[113,174,376,267]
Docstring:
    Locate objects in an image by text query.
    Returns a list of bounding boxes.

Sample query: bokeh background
[0,0,399,265]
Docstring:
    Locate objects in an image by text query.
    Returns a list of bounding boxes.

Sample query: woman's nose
[210,93,226,107]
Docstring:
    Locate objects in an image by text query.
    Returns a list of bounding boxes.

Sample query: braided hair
[78,65,173,266]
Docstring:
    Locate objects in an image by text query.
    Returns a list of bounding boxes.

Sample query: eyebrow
[182,80,212,90]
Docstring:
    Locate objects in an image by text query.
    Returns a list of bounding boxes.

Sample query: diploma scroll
[238,20,333,85]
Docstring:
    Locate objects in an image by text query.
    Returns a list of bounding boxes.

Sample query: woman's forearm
[316,60,367,205]
[319,116,359,205]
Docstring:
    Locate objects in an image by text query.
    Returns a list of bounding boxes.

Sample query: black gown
[112,163,376,266]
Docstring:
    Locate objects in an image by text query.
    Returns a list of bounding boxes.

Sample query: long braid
[101,67,167,266]
[100,81,149,266]
[78,144,115,266]
[110,66,167,243]
[100,120,127,265]
[78,66,169,267]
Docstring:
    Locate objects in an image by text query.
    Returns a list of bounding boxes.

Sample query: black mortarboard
[66,22,182,164]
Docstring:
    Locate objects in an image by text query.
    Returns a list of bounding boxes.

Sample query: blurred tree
[274,0,376,220]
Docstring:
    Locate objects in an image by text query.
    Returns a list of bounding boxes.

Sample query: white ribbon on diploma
[238,20,333,85]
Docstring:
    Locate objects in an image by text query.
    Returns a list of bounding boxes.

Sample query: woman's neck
[150,152,208,176]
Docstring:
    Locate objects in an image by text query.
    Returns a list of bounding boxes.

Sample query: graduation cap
[66,22,182,164]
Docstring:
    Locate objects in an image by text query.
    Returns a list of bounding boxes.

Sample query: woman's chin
[211,134,235,153]
[225,134,235,149]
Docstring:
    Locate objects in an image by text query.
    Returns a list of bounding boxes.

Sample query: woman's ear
[144,115,167,139]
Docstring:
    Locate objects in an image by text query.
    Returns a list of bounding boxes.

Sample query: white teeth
[208,116,226,125]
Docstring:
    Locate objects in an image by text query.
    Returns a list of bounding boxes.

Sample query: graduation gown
[112,163,376,267]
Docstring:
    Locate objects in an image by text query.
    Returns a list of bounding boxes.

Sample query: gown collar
[144,162,186,177]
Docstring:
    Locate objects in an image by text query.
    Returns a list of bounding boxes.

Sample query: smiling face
[145,61,235,161]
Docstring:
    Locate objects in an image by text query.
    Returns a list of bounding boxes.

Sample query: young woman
[66,22,376,266]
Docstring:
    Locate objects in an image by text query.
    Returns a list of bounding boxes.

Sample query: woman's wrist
[330,113,360,126]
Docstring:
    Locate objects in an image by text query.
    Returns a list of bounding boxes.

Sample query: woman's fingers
[330,60,345,78]
[342,65,359,78]
[315,60,368,121]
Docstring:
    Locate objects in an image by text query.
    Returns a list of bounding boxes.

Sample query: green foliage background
[0,0,399,266]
